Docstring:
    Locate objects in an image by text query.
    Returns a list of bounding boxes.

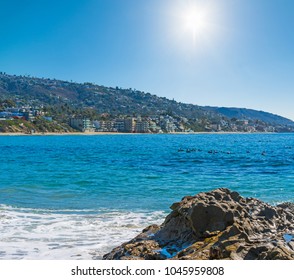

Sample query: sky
[0,0,293,120]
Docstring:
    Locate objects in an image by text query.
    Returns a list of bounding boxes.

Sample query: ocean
[0,133,293,259]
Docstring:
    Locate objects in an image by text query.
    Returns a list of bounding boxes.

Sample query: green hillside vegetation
[0,117,74,133]
[0,72,293,133]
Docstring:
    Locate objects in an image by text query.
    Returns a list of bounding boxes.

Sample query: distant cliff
[205,106,293,126]
[0,72,293,133]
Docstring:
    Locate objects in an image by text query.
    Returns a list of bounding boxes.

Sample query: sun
[183,8,208,40]
[168,0,220,50]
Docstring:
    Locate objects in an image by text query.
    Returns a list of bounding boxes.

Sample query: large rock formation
[103,188,294,260]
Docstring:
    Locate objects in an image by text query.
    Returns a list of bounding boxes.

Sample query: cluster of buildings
[70,115,190,133]
[0,105,284,134]
[0,107,51,122]
[205,119,276,133]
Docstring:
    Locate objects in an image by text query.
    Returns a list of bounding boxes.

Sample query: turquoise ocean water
[0,134,293,259]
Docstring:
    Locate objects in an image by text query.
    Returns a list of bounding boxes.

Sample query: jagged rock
[103,188,294,260]
[277,202,294,213]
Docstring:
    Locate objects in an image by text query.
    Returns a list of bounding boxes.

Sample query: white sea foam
[0,204,165,260]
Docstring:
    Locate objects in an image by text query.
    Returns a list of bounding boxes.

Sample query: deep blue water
[1,134,293,210]
[0,133,293,259]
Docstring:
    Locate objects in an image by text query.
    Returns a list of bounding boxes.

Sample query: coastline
[0,132,131,136]
[0,131,279,136]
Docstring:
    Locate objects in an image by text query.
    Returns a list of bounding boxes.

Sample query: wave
[0,204,166,260]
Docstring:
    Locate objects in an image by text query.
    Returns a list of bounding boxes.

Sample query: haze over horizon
[0,0,293,120]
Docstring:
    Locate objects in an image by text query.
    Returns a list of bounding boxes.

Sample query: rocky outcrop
[103,188,294,260]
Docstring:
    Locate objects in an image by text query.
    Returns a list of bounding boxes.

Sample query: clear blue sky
[0,0,293,120]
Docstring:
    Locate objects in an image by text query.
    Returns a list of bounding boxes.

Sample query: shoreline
[0,131,281,136]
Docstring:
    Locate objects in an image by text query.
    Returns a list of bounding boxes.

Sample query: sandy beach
[0,131,271,136]
[0,132,134,136]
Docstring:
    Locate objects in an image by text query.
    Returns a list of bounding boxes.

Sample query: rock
[277,202,294,213]
[103,188,294,260]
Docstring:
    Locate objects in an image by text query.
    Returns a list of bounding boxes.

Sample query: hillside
[0,72,213,119]
[0,72,293,133]
[205,106,294,126]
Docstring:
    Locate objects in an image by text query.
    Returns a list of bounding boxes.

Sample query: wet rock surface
[103,188,294,260]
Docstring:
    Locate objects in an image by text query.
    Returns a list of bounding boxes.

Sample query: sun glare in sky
[169,0,222,52]
[182,5,210,41]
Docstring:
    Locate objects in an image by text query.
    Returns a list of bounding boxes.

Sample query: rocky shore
[103,188,294,260]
